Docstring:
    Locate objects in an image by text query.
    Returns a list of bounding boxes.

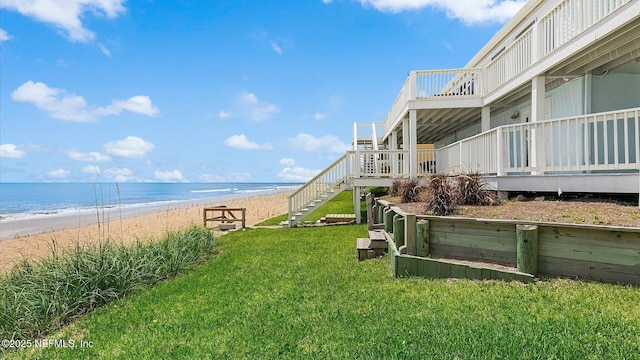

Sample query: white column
[391,130,398,175]
[481,106,491,132]
[402,117,409,175]
[352,122,358,150]
[409,110,418,178]
[354,186,361,224]
[584,74,592,115]
[531,76,545,122]
[531,76,545,175]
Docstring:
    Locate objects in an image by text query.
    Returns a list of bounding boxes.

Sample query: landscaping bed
[389,196,640,228]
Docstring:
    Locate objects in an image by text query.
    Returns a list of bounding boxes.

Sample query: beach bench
[203,206,246,230]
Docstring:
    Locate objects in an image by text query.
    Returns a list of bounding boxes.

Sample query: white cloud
[154,169,186,182]
[357,0,526,24]
[48,168,70,178]
[68,150,111,162]
[314,112,327,121]
[12,81,92,121]
[200,172,252,182]
[277,166,320,182]
[279,158,296,166]
[81,165,101,175]
[99,43,112,57]
[95,95,160,117]
[0,28,11,42]
[290,133,351,153]
[0,144,26,158]
[11,81,160,122]
[218,110,232,119]
[238,92,279,121]
[270,41,283,55]
[0,0,127,42]
[103,167,134,182]
[224,134,273,150]
[104,136,155,158]
[322,0,332,3]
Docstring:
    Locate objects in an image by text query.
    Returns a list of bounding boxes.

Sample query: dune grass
[0,226,217,345]
[10,223,640,359]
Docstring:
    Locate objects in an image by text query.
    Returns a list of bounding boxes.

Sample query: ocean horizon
[0,182,301,217]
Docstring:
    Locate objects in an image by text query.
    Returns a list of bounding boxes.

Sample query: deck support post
[391,130,399,175]
[516,224,538,275]
[481,106,491,132]
[354,186,362,224]
[531,76,545,175]
[402,118,409,175]
[366,193,374,229]
[409,110,417,178]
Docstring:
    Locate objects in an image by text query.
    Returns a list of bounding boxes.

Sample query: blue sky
[0,0,525,183]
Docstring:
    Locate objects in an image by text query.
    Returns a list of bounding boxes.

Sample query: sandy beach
[0,189,293,272]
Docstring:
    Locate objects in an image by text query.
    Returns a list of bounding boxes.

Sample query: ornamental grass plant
[0,226,217,342]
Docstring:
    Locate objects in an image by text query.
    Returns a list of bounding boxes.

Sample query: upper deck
[380,0,640,144]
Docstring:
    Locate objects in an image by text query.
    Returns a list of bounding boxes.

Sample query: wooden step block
[326,214,356,223]
[368,230,386,241]
[218,223,236,231]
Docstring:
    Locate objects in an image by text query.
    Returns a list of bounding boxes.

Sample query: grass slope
[18,225,640,359]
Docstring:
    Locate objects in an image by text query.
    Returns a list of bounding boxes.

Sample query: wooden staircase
[288,182,350,227]
[287,154,352,227]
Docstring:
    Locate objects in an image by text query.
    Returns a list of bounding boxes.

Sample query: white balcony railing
[540,0,631,57]
[485,27,534,94]
[371,107,639,178]
[500,107,640,174]
[382,0,633,136]
[416,68,482,99]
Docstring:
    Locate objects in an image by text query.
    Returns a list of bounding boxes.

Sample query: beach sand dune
[0,190,292,272]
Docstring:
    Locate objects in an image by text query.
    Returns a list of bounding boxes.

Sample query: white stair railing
[288,154,351,226]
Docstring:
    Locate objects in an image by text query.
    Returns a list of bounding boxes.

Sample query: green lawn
[15,224,640,359]
[7,192,640,359]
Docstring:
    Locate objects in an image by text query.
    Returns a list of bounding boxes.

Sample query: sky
[0,0,526,183]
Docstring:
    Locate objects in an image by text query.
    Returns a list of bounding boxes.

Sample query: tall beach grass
[0,226,217,341]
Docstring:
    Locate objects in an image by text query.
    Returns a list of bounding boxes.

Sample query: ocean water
[0,182,300,216]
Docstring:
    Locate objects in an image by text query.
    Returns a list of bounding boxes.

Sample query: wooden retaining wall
[372,197,640,285]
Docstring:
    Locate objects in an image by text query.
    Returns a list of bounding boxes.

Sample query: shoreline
[0,188,295,241]
[0,189,295,271]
